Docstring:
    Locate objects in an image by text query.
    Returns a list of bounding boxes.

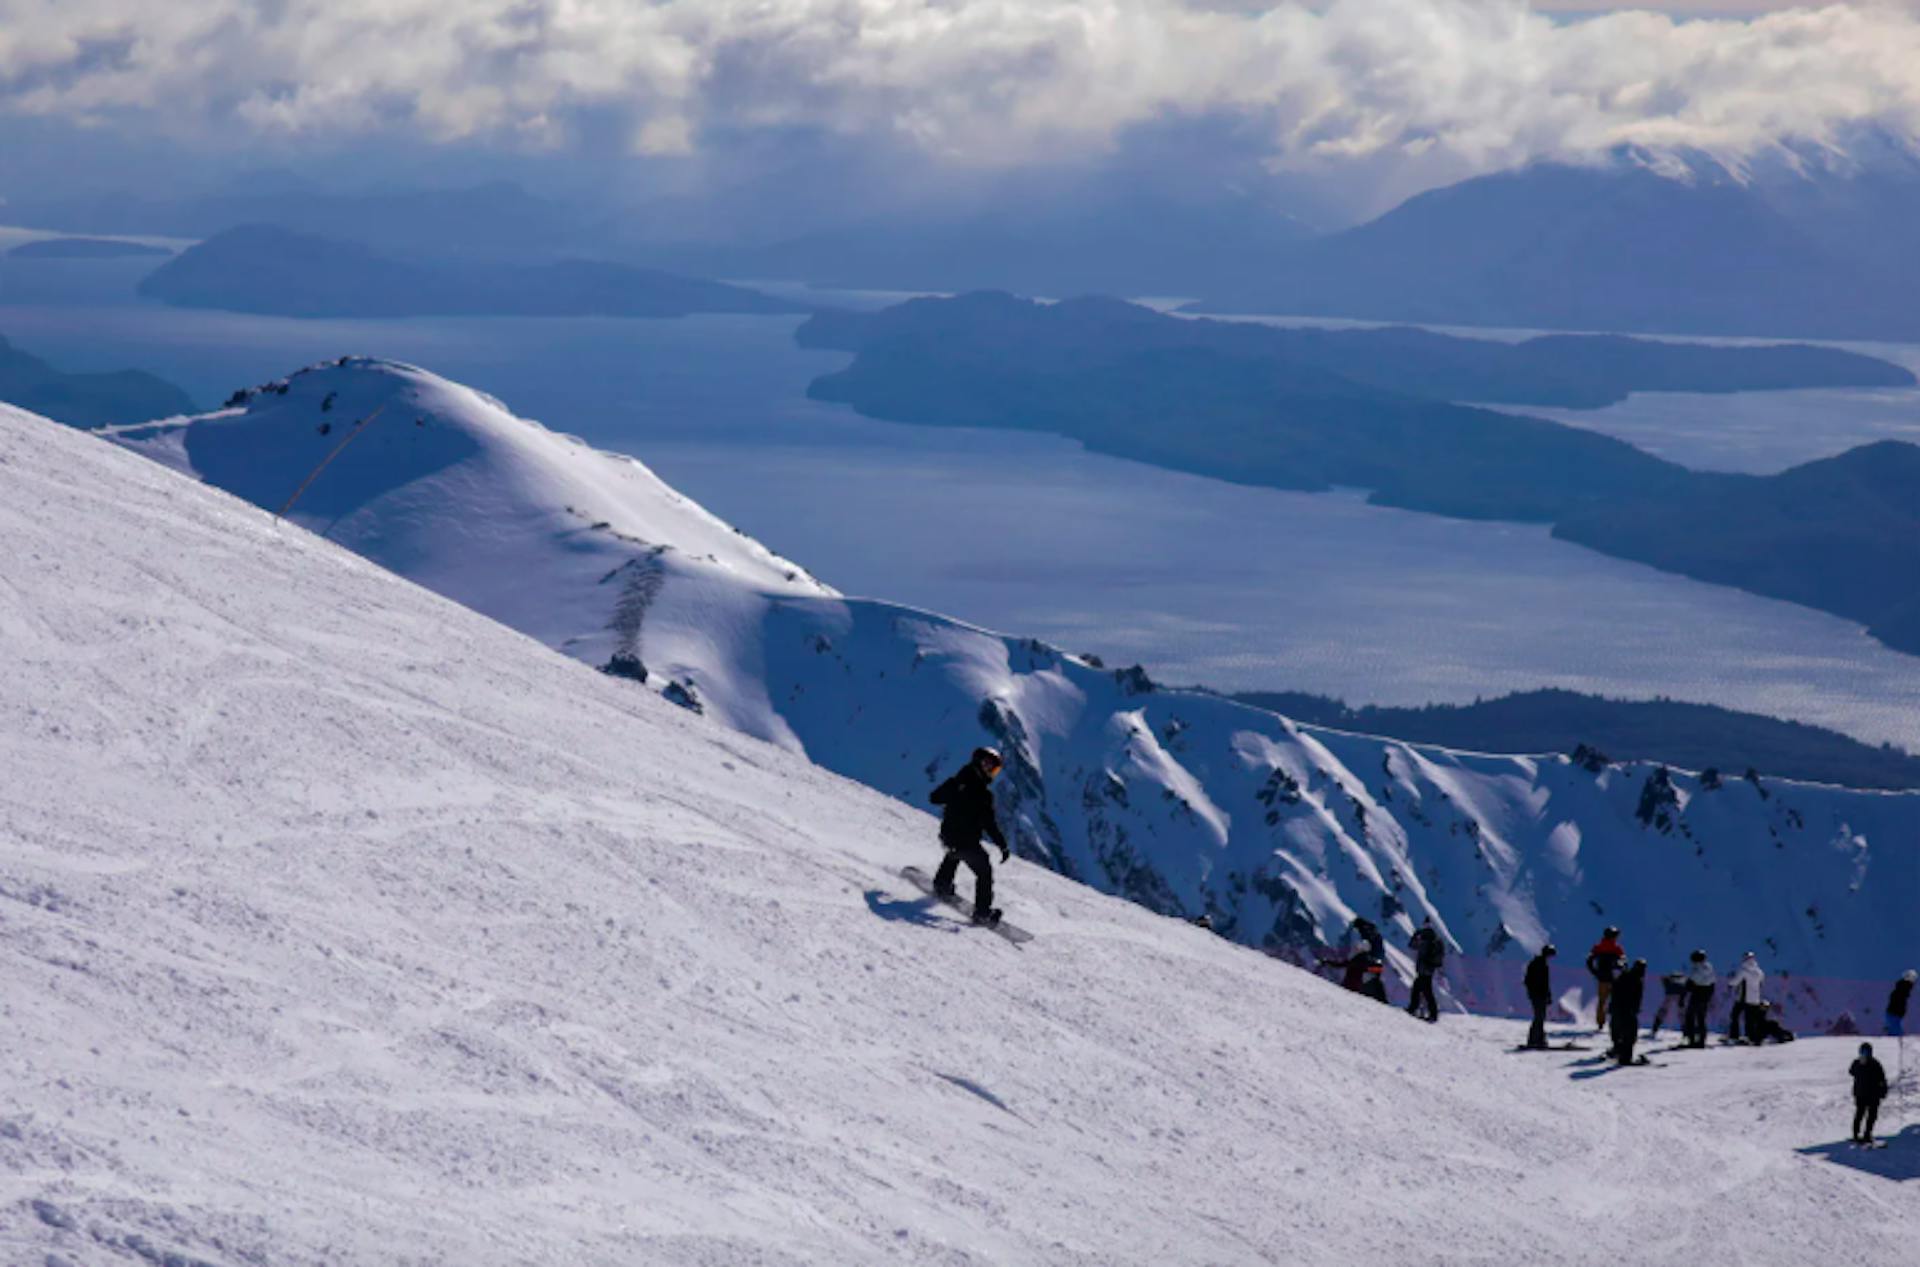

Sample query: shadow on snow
[1798,1125,1920,1180]
[863,888,959,932]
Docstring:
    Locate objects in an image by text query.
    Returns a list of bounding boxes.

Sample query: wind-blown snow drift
[111,359,1920,1031]
[6,392,1917,1264]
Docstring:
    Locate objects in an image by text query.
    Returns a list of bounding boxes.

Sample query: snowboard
[1508,1043,1592,1052]
[900,866,1033,946]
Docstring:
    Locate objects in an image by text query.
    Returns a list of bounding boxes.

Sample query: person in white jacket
[1682,950,1716,1049]
[1729,951,1765,1045]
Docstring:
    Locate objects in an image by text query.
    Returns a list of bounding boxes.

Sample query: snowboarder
[930,746,1011,926]
[1888,969,1916,1038]
[1649,971,1688,1037]
[1851,1042,1889,1145]
[1587,926,1625,1031]
[1682,950,1716,1049]
[1729,951,1766,1045]
[1406,917,1444,1023]
[1610,959,1647,1065]
[1525,943,1557,1050]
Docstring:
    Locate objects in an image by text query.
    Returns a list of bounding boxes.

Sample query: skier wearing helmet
[1682,950,1716,1049]
[1587,926,1626,1033]
[930,746,1012,926]
[1729,951,1766,1045]
[1524,943,1557,1050]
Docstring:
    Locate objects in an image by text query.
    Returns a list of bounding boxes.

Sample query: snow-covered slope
[7,397,1918,1264]
[111,362,1920,1030]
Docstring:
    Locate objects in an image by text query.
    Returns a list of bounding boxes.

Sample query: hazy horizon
[6,2,1920,237]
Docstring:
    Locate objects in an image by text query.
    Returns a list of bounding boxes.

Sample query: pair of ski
[899,866,1033,946]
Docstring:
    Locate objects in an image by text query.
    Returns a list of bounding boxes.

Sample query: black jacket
[1890,978,1914,1019]
[1852,1055,1889,1103]
[1610,966,1646,1024]
[1525,953,1552,1002]
[1410,926,1445,973]
[931,764,1008,851]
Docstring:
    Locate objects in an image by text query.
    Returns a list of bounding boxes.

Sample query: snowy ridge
[112,362,1920,1032]
[7,397,1917,1265]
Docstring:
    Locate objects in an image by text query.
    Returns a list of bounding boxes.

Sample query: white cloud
[3,1,1919,174]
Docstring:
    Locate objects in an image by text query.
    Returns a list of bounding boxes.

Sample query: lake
[7,241,1920,752]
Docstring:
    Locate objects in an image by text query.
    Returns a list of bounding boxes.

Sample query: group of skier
[922,747,1910,1146]
[1523,930,1789,1062]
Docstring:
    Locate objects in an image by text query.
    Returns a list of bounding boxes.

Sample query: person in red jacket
[1587,926,1626,1032]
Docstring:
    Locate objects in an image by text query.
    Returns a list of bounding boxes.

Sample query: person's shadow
[1797,1125,1920,1180]
[864,889,956,932]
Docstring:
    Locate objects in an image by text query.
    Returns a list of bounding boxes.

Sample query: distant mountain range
[1232,688,1920,793]
[2,178,583,260]
[99,359,1920,1021]
[715,183,1311,298]
[138,225,807,320]
[1202,146,1920,339]
[23,144,1920,338]
[0,335,194,427]
[799,292,1920,654]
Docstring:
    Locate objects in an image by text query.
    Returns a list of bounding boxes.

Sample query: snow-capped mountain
[10,395,1912,1263]
[111,360,1920,1030]
[1207,142,1920,340]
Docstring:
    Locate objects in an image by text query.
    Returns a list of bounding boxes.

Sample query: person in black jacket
[1851,1042,1889,1145]
[1888,970,1916,1038]
[1610,959,1647,1065]
[930,746,1010,924]
[1525,944,1557,1049]
[1406,918,1444,1023]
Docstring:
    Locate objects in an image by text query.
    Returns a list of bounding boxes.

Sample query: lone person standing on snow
[1611,959,1648,1065]
[1888,970,1916,1037]
[1851,1042,1890,1146]
[1730,951,1766,1045]
[1587,926,1626,1031]
[1682,950,1716,1049]
[1407,918,1444,1023]
[1525,943,1557,1050]
[930,746,1011,926]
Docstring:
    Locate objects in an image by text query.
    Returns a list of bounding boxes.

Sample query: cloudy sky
[2,2,1916,216]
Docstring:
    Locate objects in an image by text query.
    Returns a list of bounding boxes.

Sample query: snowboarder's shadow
[1797,1125,1920,1180]
[864,889,960,932]
[1567,1054,1622,1080]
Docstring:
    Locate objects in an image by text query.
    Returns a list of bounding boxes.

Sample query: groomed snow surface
[6,408,1920,1264]
[107,359,1920,1028]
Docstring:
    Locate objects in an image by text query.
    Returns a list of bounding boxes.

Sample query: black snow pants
[934,840,994,912]
[1854,1099,1881,1142]
[1612,1016,1638,1065]
[1407,972,1438,1021]
[1528,996,1549,1049]
[1682,985,1712,1047]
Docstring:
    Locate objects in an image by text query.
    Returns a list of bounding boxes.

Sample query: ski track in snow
[5,405,1920,1262]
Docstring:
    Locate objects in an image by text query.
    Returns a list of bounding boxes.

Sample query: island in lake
[139,224,809,319]
[9,236,174,259]
[800,292,1920,655]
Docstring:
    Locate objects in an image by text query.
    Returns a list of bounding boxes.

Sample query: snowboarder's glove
[999,844,1011,863]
